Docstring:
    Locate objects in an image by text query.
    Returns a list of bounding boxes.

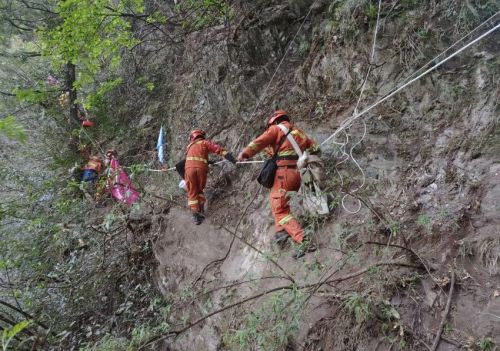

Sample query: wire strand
[321,22,500,147]
[401,10,499,85]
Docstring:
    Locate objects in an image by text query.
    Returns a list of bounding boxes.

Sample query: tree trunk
[66,62,78,124]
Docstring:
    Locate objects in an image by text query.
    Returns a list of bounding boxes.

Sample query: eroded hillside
[1,0,498,350]
[115,1,499,350]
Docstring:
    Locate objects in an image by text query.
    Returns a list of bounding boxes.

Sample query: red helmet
[82,119,94,127]
[105,149,117,158]
[267,110,288,126]
[189,129,206,141]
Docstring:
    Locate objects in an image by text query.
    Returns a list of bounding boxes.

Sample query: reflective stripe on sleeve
[248,142,260,150]
[277,150,296,157]
[279,214,294,225]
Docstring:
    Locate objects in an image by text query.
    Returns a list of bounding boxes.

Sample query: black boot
[273,230,289,248]
[292,236,317,259]
[192,212,204,225]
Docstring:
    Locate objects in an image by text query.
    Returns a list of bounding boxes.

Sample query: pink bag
[107,158,139,205]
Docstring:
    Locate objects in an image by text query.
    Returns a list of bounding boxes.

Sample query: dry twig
[431,269,456,351]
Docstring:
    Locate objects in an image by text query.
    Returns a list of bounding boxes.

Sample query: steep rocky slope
[102,1,499,350]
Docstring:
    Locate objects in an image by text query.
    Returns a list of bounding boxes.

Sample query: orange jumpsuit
[185,139,228,213]
[241,121,317,243]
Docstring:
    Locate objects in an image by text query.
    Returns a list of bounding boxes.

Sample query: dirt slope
[121,1,500,350]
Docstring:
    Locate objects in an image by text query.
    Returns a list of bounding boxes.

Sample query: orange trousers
[270,167,304,243]
[185,167,207,213]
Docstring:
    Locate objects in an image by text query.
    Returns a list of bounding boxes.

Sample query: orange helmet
[267,110,288,126]
[189,129,206,141]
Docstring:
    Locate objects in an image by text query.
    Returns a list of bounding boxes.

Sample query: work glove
[237,151,248,162]
[224,153,237,164]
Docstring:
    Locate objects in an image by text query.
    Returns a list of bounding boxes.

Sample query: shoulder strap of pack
[272,127,292,159]
[185,139,203,155]
[277,124,303,157]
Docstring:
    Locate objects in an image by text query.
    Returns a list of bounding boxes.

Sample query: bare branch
[430,270,455,351]
[0,300,49,330]
[140,259,421,349]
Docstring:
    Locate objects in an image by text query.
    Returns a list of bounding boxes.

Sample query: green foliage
[297,40,310,56]
[39,0,141,103]
[364,3,378,22]
[1,320,31,351]
[417,28,429,40]
[83,78,123,109]
[417,214,432,232]
[146,11,167,25]
[327,0,370,42]
[344,292,370,325]
[314,101,324,116]
[224,290,303,351]
[80,323,168,351]
[128,163,147,176]
[13,88,48,104]
[0,116,27,143]
[478,338,495,351]
[388,221,400,236]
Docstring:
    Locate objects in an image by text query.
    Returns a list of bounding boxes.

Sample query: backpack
[256,129,292,188]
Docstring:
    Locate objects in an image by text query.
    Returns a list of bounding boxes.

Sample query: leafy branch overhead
[0,116,26,143]
[38,0,143,90]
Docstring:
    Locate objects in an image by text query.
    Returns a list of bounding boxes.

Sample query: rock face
[133,1,500,350]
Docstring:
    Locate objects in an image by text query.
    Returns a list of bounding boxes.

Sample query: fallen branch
[138,284,294,350]
[139,259,417,349]
[431,269,455,351]
[171,275,288,310]
[364,237,445,296]
[0,300,48,330]
[441,335,461,348]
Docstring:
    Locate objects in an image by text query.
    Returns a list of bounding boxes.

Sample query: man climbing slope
[237,110,319,258]
[185,129,236,225]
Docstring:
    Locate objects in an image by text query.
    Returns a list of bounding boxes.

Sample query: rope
[234,1,316,148]
[247,4,315,121]
[340,121,366,214]
[401,10,499,85]
[143,160,265,173]
[353,0,382,115]
[335,0,382,214]
[321,22,500,147]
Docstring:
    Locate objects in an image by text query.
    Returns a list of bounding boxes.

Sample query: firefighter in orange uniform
[81,155,104,201]
[237,110,319,258]
[82,155,103,182]
[185,129,236,225]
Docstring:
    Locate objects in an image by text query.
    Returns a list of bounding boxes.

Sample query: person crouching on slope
[185,129,236,225]
[237,110,319,258]
[82,155,103,182]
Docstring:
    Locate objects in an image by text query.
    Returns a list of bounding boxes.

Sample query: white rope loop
[334,0,382,214]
